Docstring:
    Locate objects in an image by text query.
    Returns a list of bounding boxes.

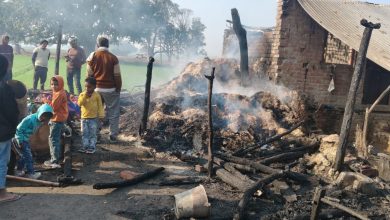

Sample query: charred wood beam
[93,167,164,190]
[231,8,249,79]
[159,177,203,186]
[334,19,381,171]
[310,187,370,220]
[310,187,326,220]
[62,136,72,177]
[205,67,216,178]
[216,152,309,183]
[139,57,155,135]
[233,171,286,220]
[259,151,307,165]
[57,136,82,186]
[203,157,254,191]
[259,141,319,159]
[320,198,370,220]
[215,168,253,191]
[224,162,255,184]
[233,120,305,156]
[217,152,279,174]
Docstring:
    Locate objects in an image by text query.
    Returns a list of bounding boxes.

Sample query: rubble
[116,58,390,219]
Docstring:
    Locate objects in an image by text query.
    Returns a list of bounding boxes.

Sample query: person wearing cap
[65,37,86,95]
[32,40,50,90]
[0,35,14,81]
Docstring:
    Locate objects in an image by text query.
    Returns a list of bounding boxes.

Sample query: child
[44,76,68,168]
[15,104,53,179]
[0,54,20,203]
[78,77,104,154]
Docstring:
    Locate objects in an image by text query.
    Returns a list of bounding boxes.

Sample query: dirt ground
[0,131,244,220]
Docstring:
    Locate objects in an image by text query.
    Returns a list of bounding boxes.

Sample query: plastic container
[174,184,211,219]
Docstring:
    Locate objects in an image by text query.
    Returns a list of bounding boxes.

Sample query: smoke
[154,58,297,133]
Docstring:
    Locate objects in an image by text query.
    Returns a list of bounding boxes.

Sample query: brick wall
[269,0,357,107]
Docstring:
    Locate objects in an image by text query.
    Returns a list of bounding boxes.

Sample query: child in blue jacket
[14,104,53,179]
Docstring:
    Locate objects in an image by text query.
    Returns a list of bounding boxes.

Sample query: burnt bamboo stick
[205,67,216,178]
[93,167,164,189]
[334,19,381,171]
[139,57,155,135]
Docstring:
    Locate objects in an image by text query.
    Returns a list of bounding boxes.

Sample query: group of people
[32,37,86,94]
[0,36,122,203]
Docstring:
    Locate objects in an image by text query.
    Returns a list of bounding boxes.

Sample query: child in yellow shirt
[77,77,104,154]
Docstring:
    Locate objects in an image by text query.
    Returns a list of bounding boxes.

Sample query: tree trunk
[231,8,249,80]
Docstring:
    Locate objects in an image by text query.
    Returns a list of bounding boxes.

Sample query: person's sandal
[0,193,22,204]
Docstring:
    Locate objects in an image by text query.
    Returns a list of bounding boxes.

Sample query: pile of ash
[119,58,315,154]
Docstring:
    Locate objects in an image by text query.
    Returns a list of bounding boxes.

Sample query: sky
[172,0,390,58]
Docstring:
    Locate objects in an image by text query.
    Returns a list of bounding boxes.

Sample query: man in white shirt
[32,40,50,90]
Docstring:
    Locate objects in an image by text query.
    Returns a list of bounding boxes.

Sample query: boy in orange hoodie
[44,75,68,168]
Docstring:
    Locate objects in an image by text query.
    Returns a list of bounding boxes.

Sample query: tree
[0,0,207,59]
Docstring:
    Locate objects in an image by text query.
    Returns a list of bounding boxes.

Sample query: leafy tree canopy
[0,0,207,59]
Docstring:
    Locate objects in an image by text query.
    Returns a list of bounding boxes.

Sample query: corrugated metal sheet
[297,0,390,70]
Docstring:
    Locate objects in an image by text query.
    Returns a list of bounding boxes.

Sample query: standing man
[0,35,14,81]
[32,40,50,90]
[65,37,86,95]
[0,54,20,203]
[86,36,122,142]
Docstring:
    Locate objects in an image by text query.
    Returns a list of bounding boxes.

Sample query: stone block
[195,164,207,173]
[378,153,390,182]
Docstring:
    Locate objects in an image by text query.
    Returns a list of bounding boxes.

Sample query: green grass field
[12,55,177,93]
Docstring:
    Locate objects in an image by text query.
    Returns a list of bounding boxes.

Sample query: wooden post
[362,85,390,158]
[310,187,325,220]
[333,19,380,171]
[231,8,249,80]
[139,57,155,135]
[205,67,215,178]
[54,24,62,76]
[62,136,72,177]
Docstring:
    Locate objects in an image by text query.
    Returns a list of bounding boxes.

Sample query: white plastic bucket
[174,184,211,219]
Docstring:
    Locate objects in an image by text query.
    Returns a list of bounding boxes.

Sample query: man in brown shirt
[65,37,86,95]
[86,36,122,142]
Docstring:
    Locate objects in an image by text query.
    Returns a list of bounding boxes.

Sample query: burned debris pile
[120,59,311,153]
[118,59,390,219]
